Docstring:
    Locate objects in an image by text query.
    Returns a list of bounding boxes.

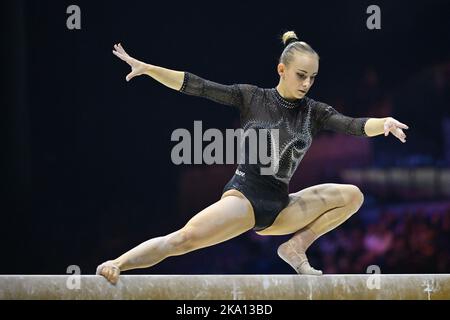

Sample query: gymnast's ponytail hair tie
[285,37,300,47]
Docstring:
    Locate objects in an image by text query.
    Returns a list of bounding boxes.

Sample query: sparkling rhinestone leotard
[179,72,369,231]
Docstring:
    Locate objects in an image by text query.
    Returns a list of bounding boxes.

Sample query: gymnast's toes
[96,260,121,284]
[277,242,323,276]
[297,262,323,276]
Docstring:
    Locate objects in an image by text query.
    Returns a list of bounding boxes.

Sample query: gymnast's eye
[297,73,306,79]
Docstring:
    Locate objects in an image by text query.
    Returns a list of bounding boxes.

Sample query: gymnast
[97,30,409,284]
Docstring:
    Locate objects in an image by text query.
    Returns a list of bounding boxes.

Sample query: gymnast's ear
[277,63,286,77]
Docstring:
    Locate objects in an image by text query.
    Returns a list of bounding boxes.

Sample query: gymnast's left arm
[316,104,409,143]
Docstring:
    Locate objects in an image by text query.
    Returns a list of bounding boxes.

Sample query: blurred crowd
[313,203,450,274]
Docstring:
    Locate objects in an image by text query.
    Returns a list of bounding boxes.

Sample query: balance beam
[0,275,449,300]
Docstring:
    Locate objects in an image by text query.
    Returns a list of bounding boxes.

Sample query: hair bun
[281,31,299,47]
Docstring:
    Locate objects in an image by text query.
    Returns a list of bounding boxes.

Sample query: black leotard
[179,72,369,231]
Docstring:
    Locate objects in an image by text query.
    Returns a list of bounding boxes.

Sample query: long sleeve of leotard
[178,72,258,111]
[313,102,369,136]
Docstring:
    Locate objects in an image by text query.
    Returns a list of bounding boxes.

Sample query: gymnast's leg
[96,190,254,284]
[255,183,364,275]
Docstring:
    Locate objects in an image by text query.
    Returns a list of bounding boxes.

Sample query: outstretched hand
[384,117,409,143]
[112,43,148,82]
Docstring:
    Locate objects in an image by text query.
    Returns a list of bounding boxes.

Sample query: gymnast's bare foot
[96,260,121,284]
[277,241,323,275]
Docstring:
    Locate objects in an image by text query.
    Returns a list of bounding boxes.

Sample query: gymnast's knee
[344,184,364,213]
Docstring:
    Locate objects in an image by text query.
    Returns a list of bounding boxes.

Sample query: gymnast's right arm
[112,43,184,90]
[112,43,255,109]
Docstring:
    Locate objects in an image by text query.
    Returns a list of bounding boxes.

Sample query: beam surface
[0,275,449,300]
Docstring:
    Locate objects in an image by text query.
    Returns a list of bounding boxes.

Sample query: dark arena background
[1,0,450,302]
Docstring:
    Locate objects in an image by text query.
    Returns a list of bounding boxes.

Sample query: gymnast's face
[278,53,319,100]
